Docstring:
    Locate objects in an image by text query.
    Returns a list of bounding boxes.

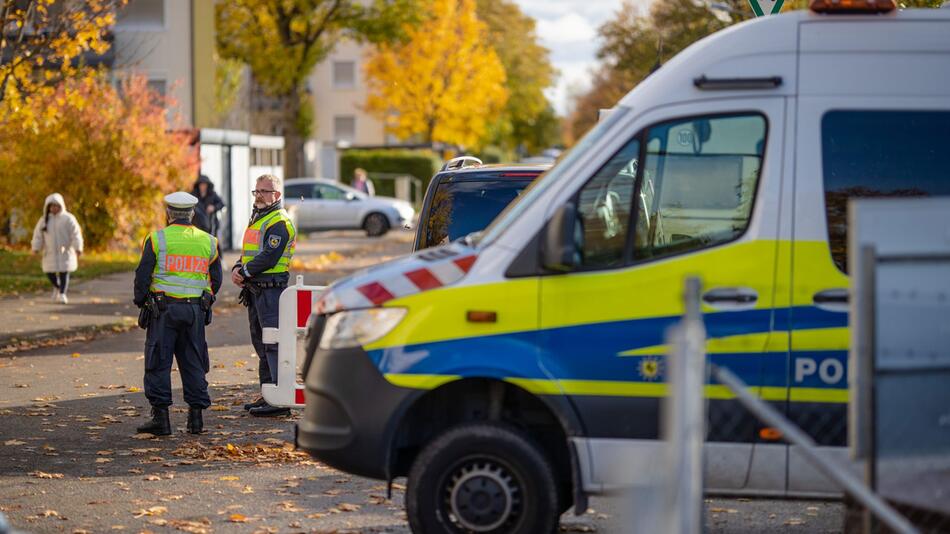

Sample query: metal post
[857,245,878,534]
[662,277,705,534]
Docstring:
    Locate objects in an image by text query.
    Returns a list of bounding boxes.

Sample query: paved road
[0,230,842,533]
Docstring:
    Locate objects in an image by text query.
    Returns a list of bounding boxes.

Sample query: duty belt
[166,296,202,304]
[248,280,287,289]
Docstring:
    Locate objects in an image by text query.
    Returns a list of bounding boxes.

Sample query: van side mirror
[542,202,581,272]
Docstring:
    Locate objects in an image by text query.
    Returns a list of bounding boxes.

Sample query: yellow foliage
[0,0,118,116]
[364,0,508,148]
[0,76,197,249]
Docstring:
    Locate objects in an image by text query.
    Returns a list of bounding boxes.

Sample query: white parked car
[283,178,415,237]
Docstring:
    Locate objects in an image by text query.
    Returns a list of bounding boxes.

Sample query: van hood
[315,242,477,313]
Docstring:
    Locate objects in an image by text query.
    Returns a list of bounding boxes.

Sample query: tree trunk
[283,92,303,180]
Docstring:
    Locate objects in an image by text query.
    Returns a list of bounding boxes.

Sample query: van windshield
[476,106,632,247]
[421,178,534,249]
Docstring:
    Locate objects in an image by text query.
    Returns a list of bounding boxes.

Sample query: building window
[334,116,356,143]
[147,79,166,97]
[332,61,356,89]
[116,0,165,30]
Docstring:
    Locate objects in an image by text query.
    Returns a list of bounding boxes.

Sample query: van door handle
[813,288,849,312]
[702,287,758,309]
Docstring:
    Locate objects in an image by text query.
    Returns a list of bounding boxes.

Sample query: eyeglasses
[251,189,278,196]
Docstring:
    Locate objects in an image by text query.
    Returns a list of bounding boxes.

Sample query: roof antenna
[650,33,664,74]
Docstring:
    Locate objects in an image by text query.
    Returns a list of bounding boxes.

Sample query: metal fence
[647,268,950,534]
[846,198,950,533]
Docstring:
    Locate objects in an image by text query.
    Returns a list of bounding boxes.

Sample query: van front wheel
[406,422,559,534]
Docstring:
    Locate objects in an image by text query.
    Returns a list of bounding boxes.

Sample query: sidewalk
[0,252,242,352]
[0,231,414,353]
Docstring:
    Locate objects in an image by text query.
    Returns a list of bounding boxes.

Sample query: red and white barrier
[260,275,325,408]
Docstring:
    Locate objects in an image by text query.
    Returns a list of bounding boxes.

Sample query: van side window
[575,138,640,269]
[822,110,950,273]
[633,114,766,261]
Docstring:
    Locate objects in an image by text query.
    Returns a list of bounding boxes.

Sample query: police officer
[233,174,296,417]
[134,192,222,435]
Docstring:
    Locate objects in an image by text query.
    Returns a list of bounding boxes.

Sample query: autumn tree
[0,76,197,248]
[0,0,118,114]
[216,0,419,178]
[475,0,558,155]
[567,0,747,140]
[365,0,508,149]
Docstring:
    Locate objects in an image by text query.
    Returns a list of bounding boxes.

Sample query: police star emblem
[638,356,662,381]
[268,235,282,249]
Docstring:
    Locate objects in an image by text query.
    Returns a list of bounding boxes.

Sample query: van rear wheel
[406,422,559,534]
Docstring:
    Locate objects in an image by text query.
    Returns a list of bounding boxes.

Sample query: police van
[298,4,950,532]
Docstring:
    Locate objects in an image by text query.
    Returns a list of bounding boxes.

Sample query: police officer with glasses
[134,192,222,436]
[233,174,296,417]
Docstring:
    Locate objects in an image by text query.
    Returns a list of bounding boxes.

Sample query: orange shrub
[0,75,197,249]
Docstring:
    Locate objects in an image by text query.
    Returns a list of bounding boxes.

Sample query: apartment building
[112,0,216,128]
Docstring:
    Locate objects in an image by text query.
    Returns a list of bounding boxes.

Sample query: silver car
[283,177,415,237]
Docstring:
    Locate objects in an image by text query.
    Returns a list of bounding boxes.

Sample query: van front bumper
[296,344,420,480]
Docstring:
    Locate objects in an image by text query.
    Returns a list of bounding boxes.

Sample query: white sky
[512,0,655,116]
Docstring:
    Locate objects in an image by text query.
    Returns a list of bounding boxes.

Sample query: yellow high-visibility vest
[149,225,217,298]
[241,208,296,274]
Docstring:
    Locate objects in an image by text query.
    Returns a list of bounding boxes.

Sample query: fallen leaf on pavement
[4,440,26,446]
[132,433,157,440]
[219,476,239,481]
[14,384,30,388]
[144,475,162,481]
[337,503,360,512]
[241,486,254,494]
[228,514,248,523]
[209,405,229,411]
[132,506,167,518]
[41,509,59,518]
[29,471,63,479]
[560,525,596,532]
[96,450,113,455]
[709,508,738,514]
[126,387,142,393]
[168,518,211,534]
[147,519,168,526]
[71,353,81,358]
[784,518,805,526]
[277,501,303,512]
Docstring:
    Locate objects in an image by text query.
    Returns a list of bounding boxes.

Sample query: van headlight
[319,308,407,349]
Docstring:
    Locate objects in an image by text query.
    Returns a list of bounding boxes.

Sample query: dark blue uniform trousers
[143,302,211,409]
[248,287,281,384]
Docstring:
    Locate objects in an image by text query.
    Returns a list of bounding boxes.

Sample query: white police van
[298,3,950,532]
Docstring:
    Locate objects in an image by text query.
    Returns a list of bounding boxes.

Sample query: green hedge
[339,149,442,205]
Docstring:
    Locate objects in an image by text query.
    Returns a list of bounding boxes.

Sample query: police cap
[164,191,198,209]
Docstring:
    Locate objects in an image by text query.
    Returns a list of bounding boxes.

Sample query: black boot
[136,406,171,436]
[186,407,203,435]
[243,397,266,411]
[249,402,291,417]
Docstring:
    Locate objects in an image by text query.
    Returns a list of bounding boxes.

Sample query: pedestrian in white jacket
[31,193,83,303]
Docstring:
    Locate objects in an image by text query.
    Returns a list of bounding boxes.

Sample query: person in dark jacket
[233,174,296,417]
[191,175,225,235]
